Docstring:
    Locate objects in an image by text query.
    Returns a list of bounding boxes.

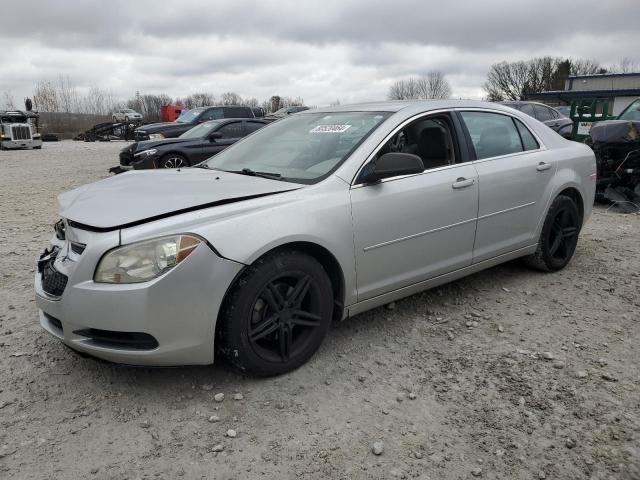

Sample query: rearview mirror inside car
[360,152,424,183]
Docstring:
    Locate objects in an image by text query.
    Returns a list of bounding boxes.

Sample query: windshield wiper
[231,168,283,180]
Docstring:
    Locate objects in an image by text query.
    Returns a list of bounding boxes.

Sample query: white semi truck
[0,110,42,150]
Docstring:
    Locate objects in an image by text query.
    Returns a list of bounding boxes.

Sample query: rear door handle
[452,177,475,189]
[536,162,552,172]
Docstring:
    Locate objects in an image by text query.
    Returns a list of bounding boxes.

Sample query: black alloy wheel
[159,154,188,169]
[525,195,581,271]
[217,250,333,376]
[248,272,323,364]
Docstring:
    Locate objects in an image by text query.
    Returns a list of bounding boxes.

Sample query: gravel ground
[1,141,639,479]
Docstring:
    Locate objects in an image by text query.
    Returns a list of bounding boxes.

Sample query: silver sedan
[35,100,596,376]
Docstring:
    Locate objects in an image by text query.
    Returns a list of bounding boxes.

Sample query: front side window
[376,115,457,170]
[200,108,224,122]
[460,111,524,159]
[217,122,243,139]
[205,111,390,184]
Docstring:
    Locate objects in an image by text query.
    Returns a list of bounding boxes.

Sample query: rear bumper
[35,244,244,366]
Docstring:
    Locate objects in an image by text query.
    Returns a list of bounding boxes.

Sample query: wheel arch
[218,240,346,326]
[159,151,190,166]
[557,186,584,222]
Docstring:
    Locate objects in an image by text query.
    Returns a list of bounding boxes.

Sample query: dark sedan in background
[133,105,256,141]
[500,101,573,139]
[120,118,267,170]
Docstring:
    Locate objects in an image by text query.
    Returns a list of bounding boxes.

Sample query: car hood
[133,137,194,152]
[58,169,302,231]
[136,122,192,133]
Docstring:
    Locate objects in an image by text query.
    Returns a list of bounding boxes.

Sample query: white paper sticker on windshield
[310,124,351,133]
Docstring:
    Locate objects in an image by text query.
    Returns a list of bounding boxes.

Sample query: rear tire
[524,195,581,272]
[217,250,333,376]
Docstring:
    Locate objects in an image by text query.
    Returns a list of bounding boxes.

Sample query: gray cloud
[0,0,638,106]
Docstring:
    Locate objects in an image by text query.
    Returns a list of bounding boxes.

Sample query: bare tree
[389,72,451,100]
[220,92,243,105]
[570,58,604,75]
[242,97,259,108]
[608,57,639,74]
[483,57,605,101]
[33,80,59,112]
[56,75,79,113]
[2,91,16,109]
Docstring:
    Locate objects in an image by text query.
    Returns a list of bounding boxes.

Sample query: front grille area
[41,260,68,297]
[73,329,159,350]
[11,125,31,140]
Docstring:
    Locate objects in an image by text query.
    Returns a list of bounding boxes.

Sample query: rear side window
[460,112,523,159]
[245,121,265,134]
[224,107,251,118]
[514,119,539,151]
[534,105,553,121]
[519,104,535,118]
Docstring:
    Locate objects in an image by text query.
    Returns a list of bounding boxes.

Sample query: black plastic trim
[73,328,159,350]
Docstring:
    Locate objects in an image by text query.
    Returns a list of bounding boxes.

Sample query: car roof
[500,101,555,108]
[309,99,522,115]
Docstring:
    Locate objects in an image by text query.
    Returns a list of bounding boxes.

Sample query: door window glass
[217,122,243,139]
[519,104,535,118]
[460,111,523,159]
[245,122,265,134]
[514,118,540,151]
[534,105,553,121]
[377,116,457,170]
[200,108,224,121]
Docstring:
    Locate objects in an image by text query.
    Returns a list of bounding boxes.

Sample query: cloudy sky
[1,0,638,107]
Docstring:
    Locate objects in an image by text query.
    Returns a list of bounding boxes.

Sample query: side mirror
[360,152,424,183]
[209,131,223,141]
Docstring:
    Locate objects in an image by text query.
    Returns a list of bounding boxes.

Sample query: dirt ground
[0,141,639,480]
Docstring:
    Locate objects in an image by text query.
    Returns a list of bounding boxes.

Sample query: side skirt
[345,244,537,318]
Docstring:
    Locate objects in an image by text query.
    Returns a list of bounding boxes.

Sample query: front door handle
[452,177,475,189]
[536,162,552,172]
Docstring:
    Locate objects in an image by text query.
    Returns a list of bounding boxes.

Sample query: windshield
[204,111,390,184]
[618,99,640,121]
[179,121,221,139]
[123,109,135,113]
[176,108,204,123]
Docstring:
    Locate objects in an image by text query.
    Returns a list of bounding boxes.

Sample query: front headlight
[134,148,158,157]
[94,235,202,284]
[148,133,165,140]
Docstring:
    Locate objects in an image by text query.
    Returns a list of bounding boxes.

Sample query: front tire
[217,250,334,376]
[524,195,581,272]
[159,154,188,168]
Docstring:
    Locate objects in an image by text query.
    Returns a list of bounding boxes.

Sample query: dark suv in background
[134,105,255,141]
[500,101,573,139]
